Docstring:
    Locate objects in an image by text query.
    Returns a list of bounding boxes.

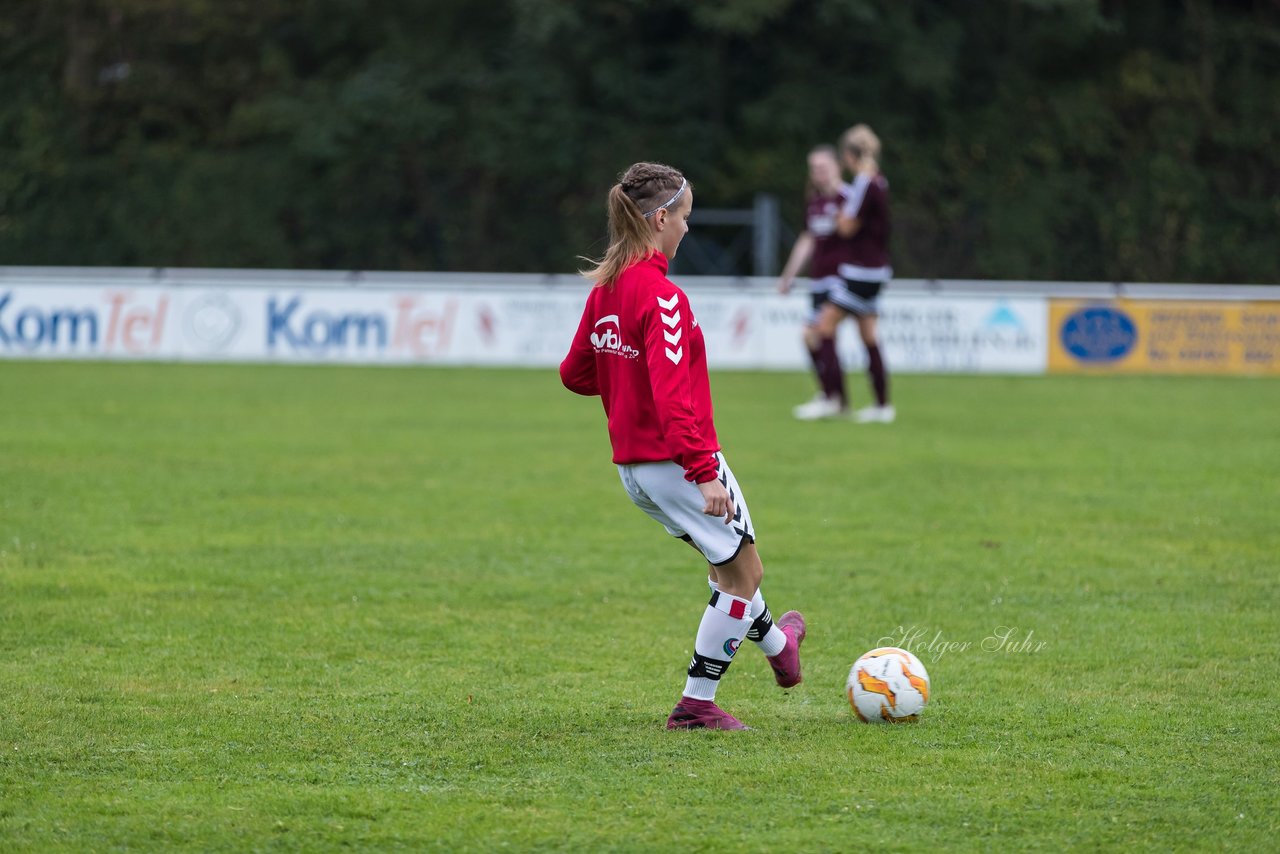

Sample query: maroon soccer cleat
[666,697,749,731]
[767,610,807,688]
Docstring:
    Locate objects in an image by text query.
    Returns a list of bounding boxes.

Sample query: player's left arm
[837,172,873,238]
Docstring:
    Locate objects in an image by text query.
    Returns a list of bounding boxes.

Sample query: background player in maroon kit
[777,144,856,420]
[561,162,806,730]
[817,124,895,423]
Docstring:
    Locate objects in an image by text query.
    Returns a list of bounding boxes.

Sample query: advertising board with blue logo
[0,274,1047,373]
[1050,299,1280,374]
[0,283,582,365]
[696,293,1047,373]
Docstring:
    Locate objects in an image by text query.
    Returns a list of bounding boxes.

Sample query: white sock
[683,591,753,701]
[707,577,787,657]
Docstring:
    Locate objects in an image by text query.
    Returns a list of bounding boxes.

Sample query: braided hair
[580,162,689,287]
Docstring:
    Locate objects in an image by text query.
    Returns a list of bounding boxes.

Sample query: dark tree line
[1,0,1276,282]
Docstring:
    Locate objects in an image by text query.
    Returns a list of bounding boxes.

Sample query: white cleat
[855,404,896,423]
[793,396,845,421]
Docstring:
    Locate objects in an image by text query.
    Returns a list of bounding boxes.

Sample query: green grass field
[2,362,1278,851]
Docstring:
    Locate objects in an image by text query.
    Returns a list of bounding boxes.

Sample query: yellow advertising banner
[1048,299,1280,374]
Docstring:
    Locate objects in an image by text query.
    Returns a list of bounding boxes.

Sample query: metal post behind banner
[752,193,779,278]
[684,193,787,277]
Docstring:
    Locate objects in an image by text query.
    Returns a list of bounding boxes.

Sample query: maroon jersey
[839,173,892,282]
[805,188,857,279]
[560,252,721,484]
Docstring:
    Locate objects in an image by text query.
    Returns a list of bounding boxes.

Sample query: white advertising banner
[693,292,1047,373]
[0,279,1046,373]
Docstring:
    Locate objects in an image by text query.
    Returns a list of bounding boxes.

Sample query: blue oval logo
[1060,306,1137,363]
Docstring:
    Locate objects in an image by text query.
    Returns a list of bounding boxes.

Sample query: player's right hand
[696,479,734,524]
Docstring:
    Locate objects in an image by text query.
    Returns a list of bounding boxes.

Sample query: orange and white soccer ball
[847,647,931,723]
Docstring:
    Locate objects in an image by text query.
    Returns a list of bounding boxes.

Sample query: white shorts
[617,452,755,565]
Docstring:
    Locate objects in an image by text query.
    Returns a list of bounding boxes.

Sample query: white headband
[642,179,687,218]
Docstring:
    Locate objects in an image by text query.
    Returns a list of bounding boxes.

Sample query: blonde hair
[580,162,688,287]
[841,124,882,162]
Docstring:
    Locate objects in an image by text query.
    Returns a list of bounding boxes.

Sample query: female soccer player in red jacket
[561,162,806,730]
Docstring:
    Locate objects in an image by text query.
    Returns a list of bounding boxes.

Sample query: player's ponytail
[580,162,688,288]
[841,124,882,168]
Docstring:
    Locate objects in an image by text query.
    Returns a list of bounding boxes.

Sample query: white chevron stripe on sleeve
[665,346,683,364]
[657,294,679,310]
[664,328,682,345]
[660,310,681,328]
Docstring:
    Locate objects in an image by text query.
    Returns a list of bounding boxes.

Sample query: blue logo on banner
[1060,306,1137,363]
[983,303,1023,329]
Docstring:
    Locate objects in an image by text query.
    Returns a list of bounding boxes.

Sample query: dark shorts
[829,278,884,316]
[806,275,841,323]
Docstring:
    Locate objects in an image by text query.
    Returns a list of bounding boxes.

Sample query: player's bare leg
[702,543,805,686]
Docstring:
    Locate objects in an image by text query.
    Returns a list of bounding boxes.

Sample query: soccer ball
[847,647,930,723]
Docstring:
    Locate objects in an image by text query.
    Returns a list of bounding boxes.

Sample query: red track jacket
[560,252,720,484]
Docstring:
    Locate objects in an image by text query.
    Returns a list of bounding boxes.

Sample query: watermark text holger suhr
[879,625,1048,662]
